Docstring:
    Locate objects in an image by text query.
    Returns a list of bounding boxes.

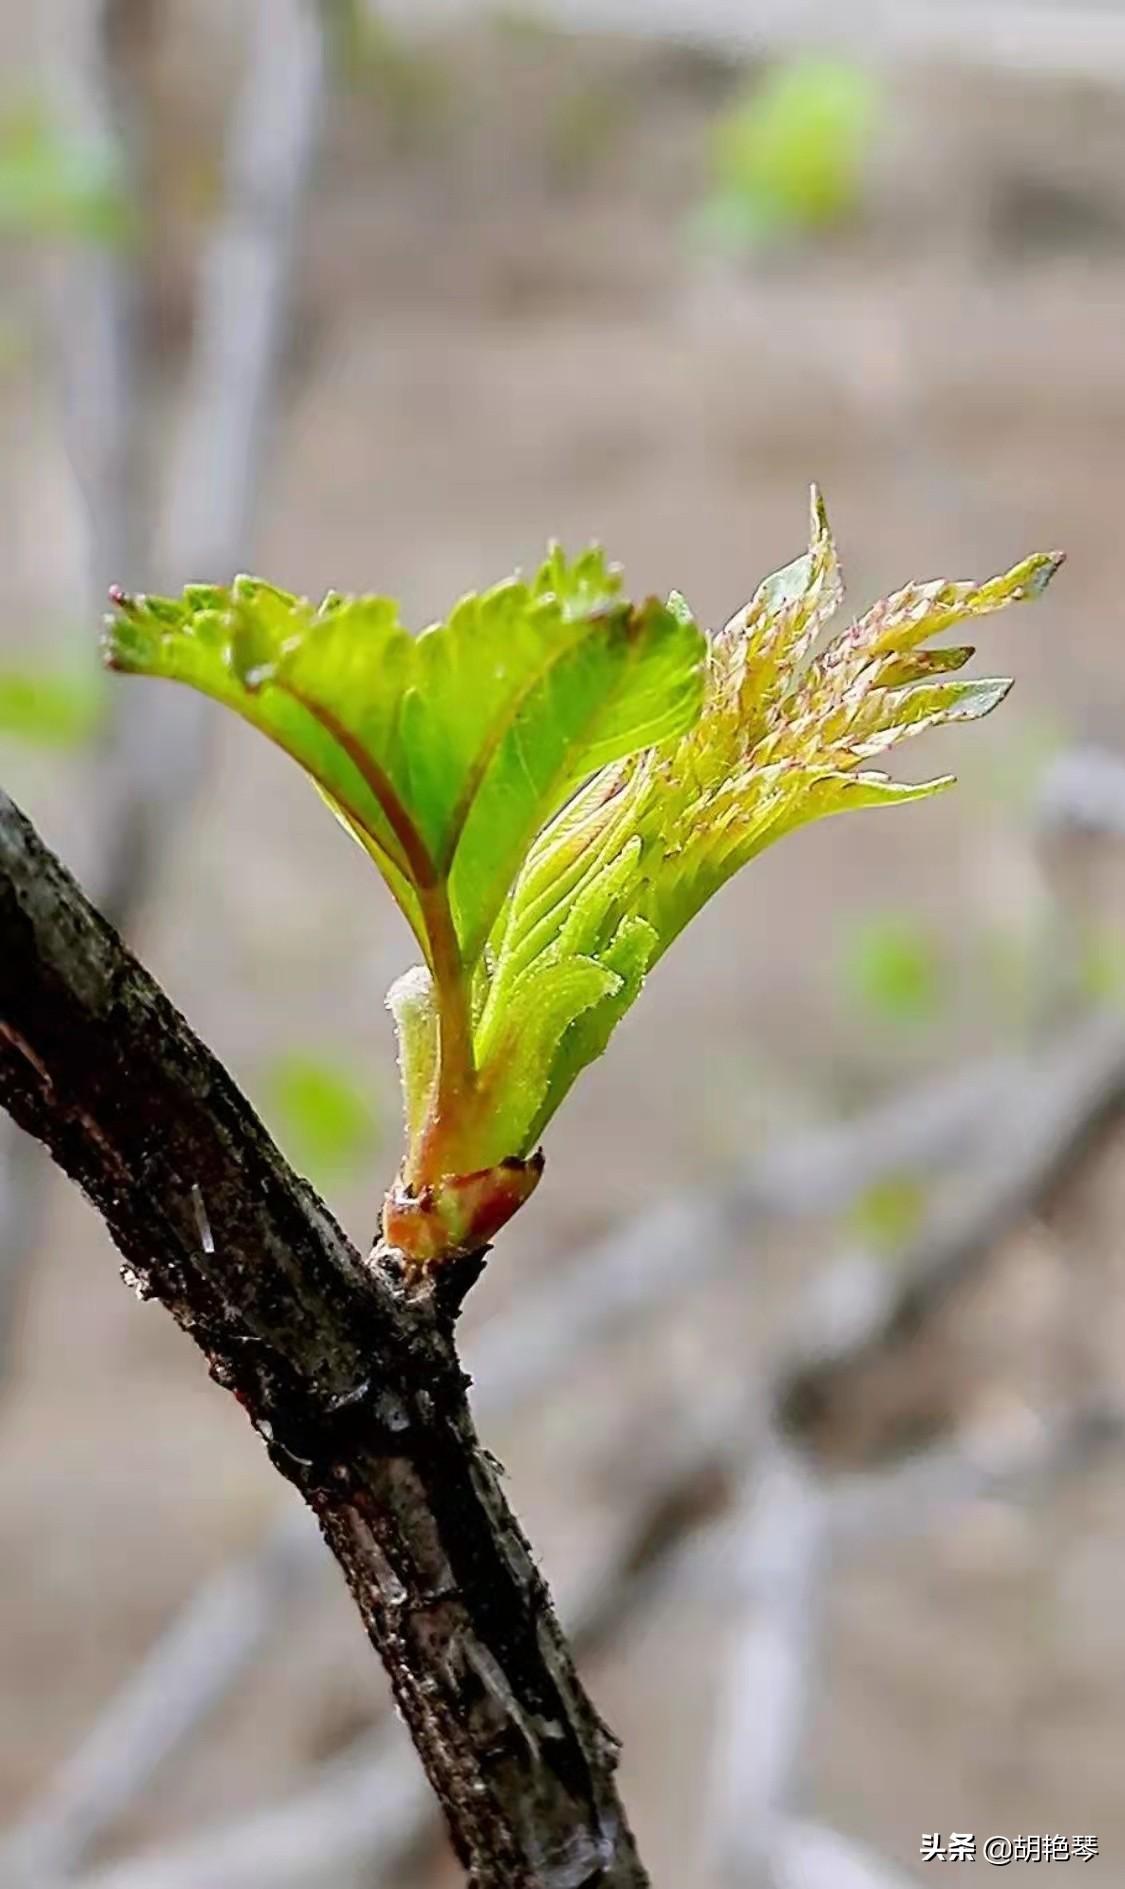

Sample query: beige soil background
[2,11,1125,1885]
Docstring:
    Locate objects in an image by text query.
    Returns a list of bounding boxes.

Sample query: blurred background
[2,2,1125,1885]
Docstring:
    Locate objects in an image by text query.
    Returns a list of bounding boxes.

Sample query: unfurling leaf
[106,497,1061,1262]
[603,503,1060,964]
[105,552,705,970]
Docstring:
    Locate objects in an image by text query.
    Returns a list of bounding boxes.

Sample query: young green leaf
[614,504,1062,960]
[703,59,879,250]
[105,552,705,973]
[105,497,1061,1263]
[479,494,1062,1163]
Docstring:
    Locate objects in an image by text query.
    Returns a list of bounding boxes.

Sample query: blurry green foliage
[329,3,448,137]
[0,103,130,245]
[545,80,628,188]
[848,1172,927,1251]
[0,665,104,748]
[700,58,879,250]
[1077,925,1125,1010]
[261,1051,382,1185]
[838,910,946,1028]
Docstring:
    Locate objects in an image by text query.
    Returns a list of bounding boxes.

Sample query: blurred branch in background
[389,0,1125,84]
[708,1015,1125,1889]
[1037,744,1125,842]
[47,0,150,621]
[0,1517,320,1887]
[776,1017,1125,1439]
[0,0,329,1371]
[0,0,151,1380]
[705,1444,832,1889]
[94,0,328,917]
[705,1406,1124,1889]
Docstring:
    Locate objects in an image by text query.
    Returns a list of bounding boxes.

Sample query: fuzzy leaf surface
[477,494,1062,1156]
[104,552,706,971]
[106,501,1061,1230]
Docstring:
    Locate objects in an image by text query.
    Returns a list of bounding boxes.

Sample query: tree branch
[0,1046,1016,1879]
[0,788,648,1889]
[68,1391,735,1889]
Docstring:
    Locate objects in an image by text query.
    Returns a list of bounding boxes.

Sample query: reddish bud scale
[383,1151,545,1266]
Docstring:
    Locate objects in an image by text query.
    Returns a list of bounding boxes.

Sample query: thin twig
[706,1015,1125,1889]
[706,1443,830,1889]
[773,1820,918,1889]
[826,1401,1125,1550]
[94,0,329,924]
[703,1399,1124,1889]
[776,1015,1125,1439]
[0,0,329,1368]
[0,0,150,1370]
[0,1513,318,1886]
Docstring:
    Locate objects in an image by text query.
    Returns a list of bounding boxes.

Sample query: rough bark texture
[0,789,648,1889]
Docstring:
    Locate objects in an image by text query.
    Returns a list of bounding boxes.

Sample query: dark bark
[0,789,648,1889]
